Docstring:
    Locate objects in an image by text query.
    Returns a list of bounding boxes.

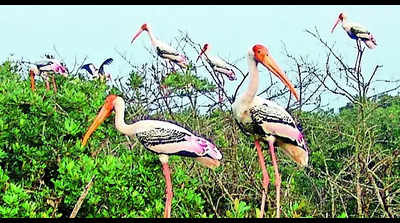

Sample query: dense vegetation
[0,30,399,218]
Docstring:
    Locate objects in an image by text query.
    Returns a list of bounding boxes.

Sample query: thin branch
[70,176,95,218]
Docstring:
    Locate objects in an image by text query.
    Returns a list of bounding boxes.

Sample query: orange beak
[331,18,341,33]
[260,54,300,101]
[81,104,113,146]
[30,70,36,91]
[131,28,144,44]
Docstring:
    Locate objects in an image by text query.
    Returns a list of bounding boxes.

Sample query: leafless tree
[300,27,400,218]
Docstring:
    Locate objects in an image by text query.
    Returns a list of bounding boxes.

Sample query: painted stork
[130,23,188,71]
[81,58,113,81]
[196,43,237,103]
[81,95,222,218]
[331,12,377,49]
[231,44,309,218]
[29,55,68,92]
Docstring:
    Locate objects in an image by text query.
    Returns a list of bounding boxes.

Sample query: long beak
[81,105,113,146]
[196,48,206,63]
[331,18,340,33]
[261,55,300,101]
[131,29,144,44]
[30,70,35,91]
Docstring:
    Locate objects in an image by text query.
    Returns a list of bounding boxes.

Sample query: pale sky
[1,5,399,111]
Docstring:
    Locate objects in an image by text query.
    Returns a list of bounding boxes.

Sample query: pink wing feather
[135,124,222,160]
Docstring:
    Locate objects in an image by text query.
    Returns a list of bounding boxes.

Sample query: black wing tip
[99,58,114,74]
[81,63,91,68]
[81,64,91,71]
[103,58,114,65]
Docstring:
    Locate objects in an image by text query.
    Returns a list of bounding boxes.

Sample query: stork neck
[146,28,157,46]
[114,97,138,136]
[341,18,349,27]
[241,56,259,104]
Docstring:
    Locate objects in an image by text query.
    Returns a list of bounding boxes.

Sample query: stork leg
[267,138,281,218]
[355,39,362,71]
[45,79,50,91]
[30,70,36,91]
[162,162,173,218]
[214,74,223,103]
[255,140,269,218]
[356,38,362,52]
[51,75,57,93]
[219,76,225,103]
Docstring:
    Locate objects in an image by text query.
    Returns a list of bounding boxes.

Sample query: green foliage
[0,60,399,218]
[128,71,144,90]
[162,71,216,93]
[0,62,206,217]
[225,199,251,218]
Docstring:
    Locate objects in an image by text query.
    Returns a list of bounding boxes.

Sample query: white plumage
[196,43,236,81]
[331,12,377,49]
[131,23,188,69]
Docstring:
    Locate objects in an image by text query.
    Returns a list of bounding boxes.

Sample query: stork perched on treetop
[81,95,222,218]
[196,43,237,81]
[232,44,308,218]
[331,12,377,49]
[131,23,188,71]
[81,58,113,82]
[29,54,68,93]
[196,43,237,103]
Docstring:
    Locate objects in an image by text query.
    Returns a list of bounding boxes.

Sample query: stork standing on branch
[196,43,237,103]
[82,95,222,218]
[131,23,188,72]
[232,44,309,218]
[331,12,377,50]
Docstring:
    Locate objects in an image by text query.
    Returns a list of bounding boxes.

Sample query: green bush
[0,60,399,218]
[0,62,207,217]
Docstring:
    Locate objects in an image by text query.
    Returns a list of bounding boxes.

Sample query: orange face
[203,43,209,51]
[331,12,345,33]
[141,23,148,31]
[252,44,300,101]
[81,94,117,146]
[104,94,117,111]
[252,44,269,63]
[131,24,149,43]
[338,12,344,21]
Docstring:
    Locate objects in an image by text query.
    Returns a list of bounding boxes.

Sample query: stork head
[141,23,149,31]
[331,12,347,33]
[131,23,150,44]
[339,12,348,20]
[82,94,119,146]
[251,44,299,101]
[196,43,210,62]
